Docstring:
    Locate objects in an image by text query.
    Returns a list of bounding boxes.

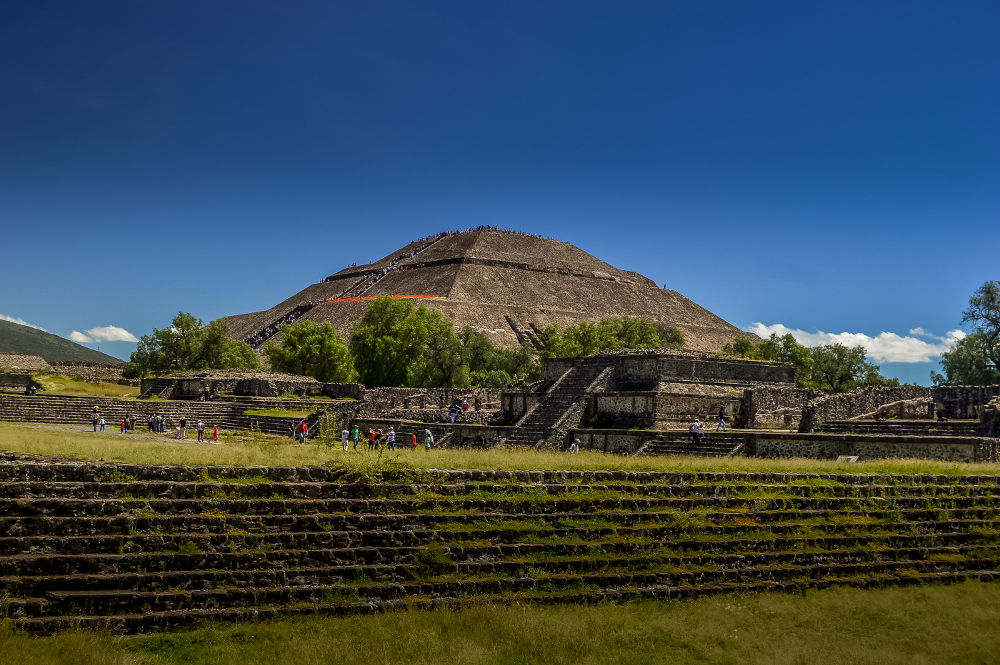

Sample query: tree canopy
[933,281,1000,385]
[537,317,683,358]
[721,333,897,393]
[263,320,356,383]
[124,312,259,378]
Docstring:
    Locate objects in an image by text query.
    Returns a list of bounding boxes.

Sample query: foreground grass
[31,373,140,398]
[1,422,999,477]
[4,582,1000,665]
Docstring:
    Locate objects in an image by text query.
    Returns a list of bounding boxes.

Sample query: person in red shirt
[298,421,308,444]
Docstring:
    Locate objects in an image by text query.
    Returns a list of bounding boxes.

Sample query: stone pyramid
[222,229,754,352]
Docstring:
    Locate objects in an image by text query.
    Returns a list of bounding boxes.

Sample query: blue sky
[1,1,997,384]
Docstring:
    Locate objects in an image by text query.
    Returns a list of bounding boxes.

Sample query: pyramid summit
[222,228,754,352]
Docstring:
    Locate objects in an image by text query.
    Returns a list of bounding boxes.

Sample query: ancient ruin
[221,229,757,353]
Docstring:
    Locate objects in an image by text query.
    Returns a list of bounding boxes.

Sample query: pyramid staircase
[504,358,612,447]
[3,451,1000,635]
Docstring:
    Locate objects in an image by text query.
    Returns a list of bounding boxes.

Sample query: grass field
[31,373,140,398]
[3,582,1000,665]
[1,422,999,477]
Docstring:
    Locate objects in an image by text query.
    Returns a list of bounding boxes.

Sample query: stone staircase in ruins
[504,357,613,447]
[634,431,748,457]
[4,451,1000,634]
[245,234,451,350]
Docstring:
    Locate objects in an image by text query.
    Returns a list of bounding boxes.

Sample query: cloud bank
[748,323,965,363]
[0,314,47,332]
[68,325,139,344]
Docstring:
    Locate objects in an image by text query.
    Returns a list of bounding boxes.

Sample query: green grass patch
[242,408,314,418]
[4,422,1000,479]
[31,372,139,398]
[6,582,1000,664]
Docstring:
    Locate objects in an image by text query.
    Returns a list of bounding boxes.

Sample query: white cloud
[0,313,47,332]
[67,325,139,344]
[748,322,966,363]
[84,326,139,343]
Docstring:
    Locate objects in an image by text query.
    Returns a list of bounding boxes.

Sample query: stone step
[14,568,998,635]
[2,516,995,557]
[3,503,994,538]
[8,555,999,621]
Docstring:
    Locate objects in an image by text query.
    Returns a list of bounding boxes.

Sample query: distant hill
[0,320,124,365]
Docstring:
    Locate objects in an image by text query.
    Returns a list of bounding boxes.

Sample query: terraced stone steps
[635,431,747,457]
[3,452,1000,633]
[817,420,980,436]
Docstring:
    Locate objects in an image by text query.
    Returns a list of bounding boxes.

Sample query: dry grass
[1,422,999,477]
[31,373,139,398]
[4,582,1000,664]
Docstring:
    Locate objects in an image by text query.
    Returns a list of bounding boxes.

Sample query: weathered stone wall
[49,361,126,382]
[798,386,933,432]
[351,418,511,448]
[750,431,996,463]
[500,392,540,421]
[934,386,1000,419]
[982,398,1000,438]
[355,387,501,419]
[544,352,795,389]
[0,373,41,392]
[741,386,818,429]
[571,428,646,455]
[588,393,742,429]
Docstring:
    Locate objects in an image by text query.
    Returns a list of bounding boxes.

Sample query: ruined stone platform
[2,452,1000,634]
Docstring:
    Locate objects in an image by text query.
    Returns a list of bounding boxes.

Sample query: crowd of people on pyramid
[245,305,311,349]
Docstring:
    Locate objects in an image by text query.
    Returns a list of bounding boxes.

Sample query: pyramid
[221,230,755,352]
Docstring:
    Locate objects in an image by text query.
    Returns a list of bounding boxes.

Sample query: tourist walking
[213,425,219,443]
[179,416,187,439]
[197,420,205,441]
[410,431,417,448]
[341,428,350,451]
[288,421,295,439]
[424,429,434,450]
[449,403,459,424]
[570,438,580,454]
[716,406,728,432]
[92,410,99,432]
[690,419,702,446]
[351,426,360,449]
[387,427,396,450]
[297,421,308,444]
[99,417,105,432]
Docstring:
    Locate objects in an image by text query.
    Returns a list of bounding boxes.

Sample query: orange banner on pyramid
[322,295,444,303]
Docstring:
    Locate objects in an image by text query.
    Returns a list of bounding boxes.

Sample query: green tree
[721,333,814,387]
[932,333,1000,385]
[264,320,356,383]
[961,281,1000,375]
[124,312,259,378]
[349,297,456,387]
[537,317,679,358]
[810,343,898,393]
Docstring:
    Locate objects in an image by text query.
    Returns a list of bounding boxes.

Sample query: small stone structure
[0,353,51,372]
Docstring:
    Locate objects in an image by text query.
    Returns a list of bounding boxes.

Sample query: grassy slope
[2,422,1000,476]
[32,374,139,398]
[0,320,123,364]
[4,582,1000,665]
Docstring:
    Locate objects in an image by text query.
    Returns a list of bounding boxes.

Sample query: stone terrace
[2,452,1000,634]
